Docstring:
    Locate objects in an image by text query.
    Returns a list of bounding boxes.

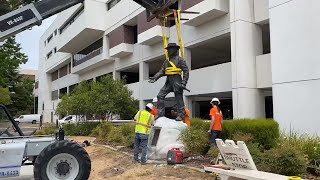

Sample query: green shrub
[91,122,113,140]
[280,132,320,162]
[108,127,124,144]
[189,118,279,149]
[35,126,58,135]
[180,128,209,155]
[120,124,135,147]
[190,118,210,130]
[64,122,100,136]
[222,119,280,149]
[92,122,135,147]
[258,142,307,176]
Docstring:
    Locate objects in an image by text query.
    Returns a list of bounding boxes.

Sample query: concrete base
[147,117,187,160]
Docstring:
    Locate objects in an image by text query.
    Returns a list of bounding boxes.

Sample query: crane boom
[0,0,84,41]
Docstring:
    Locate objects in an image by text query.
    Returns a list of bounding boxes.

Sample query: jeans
[210,130,221,146]
[134,133,149,163]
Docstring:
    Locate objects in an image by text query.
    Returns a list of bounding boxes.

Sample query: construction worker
[151,97,159,119]
[149,43,189,122]
[171,105,191,127]
[39,113,43,130]
[208,98,223,147]
[133,103,155,164]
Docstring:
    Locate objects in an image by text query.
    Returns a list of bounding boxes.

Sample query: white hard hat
[152,97,158,103]
[146,103,154,110]
[210,97,220,104]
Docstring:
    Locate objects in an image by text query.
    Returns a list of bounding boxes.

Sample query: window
[44,41,46,46]
[51,90,59,100]
[47,51,53,59]
[69,84,78,94]
[54,29,57,36]
[68,63,71,74]
[107,0,121,10]
[51,70,59,81]
[53,47,57,53]
[59,6,84,34]
[35,81,39,89]
[59,65,68,78]
[47,34,53,43]
[59,87,67,98]
[133,25,138,44]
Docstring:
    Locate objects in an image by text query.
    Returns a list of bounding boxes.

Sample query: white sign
[216,139,257,170]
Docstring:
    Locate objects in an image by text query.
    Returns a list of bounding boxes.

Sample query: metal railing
[73,47,103,67]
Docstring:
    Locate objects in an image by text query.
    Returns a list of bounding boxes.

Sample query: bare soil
[70,137,214,180]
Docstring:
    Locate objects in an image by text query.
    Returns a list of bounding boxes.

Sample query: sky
[16,15,57,70]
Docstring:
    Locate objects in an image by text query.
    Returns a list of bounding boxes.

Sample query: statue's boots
[176,116,183,121]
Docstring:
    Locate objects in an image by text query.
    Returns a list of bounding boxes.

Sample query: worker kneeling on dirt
[133,103,155,164]
[171,105,191,127]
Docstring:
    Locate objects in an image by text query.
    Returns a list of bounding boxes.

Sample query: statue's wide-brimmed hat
[165,43,180,49]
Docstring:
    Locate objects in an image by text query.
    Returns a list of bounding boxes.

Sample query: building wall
[37,0,315,133]
[269,0,320,134]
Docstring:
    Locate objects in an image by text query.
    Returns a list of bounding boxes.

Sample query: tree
[0,0,37,116]
[8,78,34,115]
[56,75,139,120]
[0,87,11,105]
[0,37,28,87]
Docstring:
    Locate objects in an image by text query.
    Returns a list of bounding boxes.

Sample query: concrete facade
[36,0,317,134]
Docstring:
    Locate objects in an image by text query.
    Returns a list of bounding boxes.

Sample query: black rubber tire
[32,120,36,124]
[33,140,91,180]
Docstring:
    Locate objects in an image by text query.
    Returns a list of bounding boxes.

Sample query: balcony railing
[73,47,103,67]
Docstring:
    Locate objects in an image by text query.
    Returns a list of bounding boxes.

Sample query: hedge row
[184,118,280,151]
[64,122,100,136]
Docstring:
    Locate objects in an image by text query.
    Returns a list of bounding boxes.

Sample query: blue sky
[16,16,56,70]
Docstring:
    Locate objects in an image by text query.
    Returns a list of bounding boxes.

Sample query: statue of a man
[149,43,189,121]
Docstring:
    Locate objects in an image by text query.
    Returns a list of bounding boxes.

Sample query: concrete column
[113,69,120,80]
[230,0,265,119]
[184,96,193,117]
[184,48,192,70]
[184,48,192,117]
[139,61,149,82]
[103,35,110,58]
[139,100,146,110]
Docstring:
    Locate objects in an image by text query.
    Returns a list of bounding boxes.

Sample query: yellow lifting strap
[161,9,185,75]
[174,10,185,59]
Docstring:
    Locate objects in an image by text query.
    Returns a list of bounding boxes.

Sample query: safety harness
[161,10,184,76]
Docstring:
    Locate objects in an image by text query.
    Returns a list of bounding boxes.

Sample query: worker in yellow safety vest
[133,103,155,164]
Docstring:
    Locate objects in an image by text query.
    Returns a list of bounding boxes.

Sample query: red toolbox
[167,148,183,165]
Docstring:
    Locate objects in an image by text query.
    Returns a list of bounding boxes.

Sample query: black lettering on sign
[232,163,248,169]
[0,9,36,32]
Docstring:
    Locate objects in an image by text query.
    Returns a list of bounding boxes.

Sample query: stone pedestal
[147,117,187,160]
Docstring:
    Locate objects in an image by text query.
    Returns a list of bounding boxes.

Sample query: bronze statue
[149,43,189,121]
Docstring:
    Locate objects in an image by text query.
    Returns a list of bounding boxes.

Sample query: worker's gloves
[148,77,156,83]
